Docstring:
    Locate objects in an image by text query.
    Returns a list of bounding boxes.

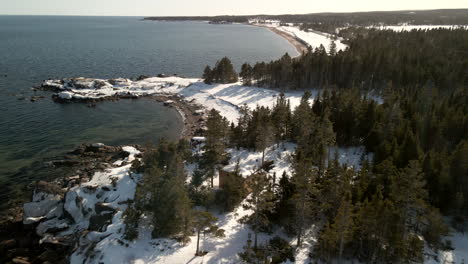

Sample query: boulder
[91,143,105,148]
[34,181,64,197]
[23,194,62,224]
[0,239,17,252]
[136,75,150,81]
[38,249,62,262]
[108,78,129,86]
[36,216,68,236]
[71,78,95,89]
[63,191,84,225]
[89,212,114,231]
[94,203,116,215]
[57,91,73,100]
[94,80,109,89]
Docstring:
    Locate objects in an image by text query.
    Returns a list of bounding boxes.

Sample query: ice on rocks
[23,193,62,224]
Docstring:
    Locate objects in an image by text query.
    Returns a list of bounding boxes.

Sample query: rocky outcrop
[38,76,195,103]
[0,143,141,264]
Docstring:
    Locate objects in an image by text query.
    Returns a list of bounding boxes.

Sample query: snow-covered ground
[40,76,468,263]
[61,143,467,264]
[72,195,258,264]
[370,25,468,32]
[328,146,373,170]
[44,77,308,124]
[425,231,468,264]
[274,26,348,53]
[225,143,296,178]
[251,23,348,53]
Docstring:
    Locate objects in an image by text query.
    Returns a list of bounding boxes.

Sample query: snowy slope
[275,26,348,52]
[44,77,310,124]
[224,143,296,178]
[72,198,258,264]
[370,25,468,32]
[42,76,468,263]
[252,23,347,53]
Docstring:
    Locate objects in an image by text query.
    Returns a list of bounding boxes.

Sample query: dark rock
[52,159,81,167]
[83,185,98,194]
[94,80,108,89]
[94,203,116,214]
[41,235,73,247]
[38,249,62,262]
[0,239,17,251]
[157,73,167,78]
[7,247,29,257]
[44,224,69,235]
[30,96,45,102]
[35,181,64,196]
[136,75,150,81]
[95,163,110,170]
[117,200,130,205]
[89,212,114,231]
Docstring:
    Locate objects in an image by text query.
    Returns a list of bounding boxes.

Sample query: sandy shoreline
[254,24,309,56]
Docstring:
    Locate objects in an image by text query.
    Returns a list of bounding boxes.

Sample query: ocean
[0,15,297,209]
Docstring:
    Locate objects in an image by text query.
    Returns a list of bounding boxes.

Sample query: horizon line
[1,7,467,18]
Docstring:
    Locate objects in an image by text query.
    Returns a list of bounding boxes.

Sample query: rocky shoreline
[0,76,209,264]
[0,144,140,264]
[38,76,206,140]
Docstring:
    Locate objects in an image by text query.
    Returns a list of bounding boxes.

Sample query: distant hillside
[144,9,468,25]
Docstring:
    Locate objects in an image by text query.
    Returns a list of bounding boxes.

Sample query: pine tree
[203,65,213,84]
[152,160,192,238]
[242,172,275,249]
[334,195,354,262]
[253,107,275,165]
[353,187,396,262]
[329,41,337,56]
[240,63,253,86]
[450,140,468,217]
[131,142,193,239]
[210,57,238,83]
[200,109,229,187]
[271,93,292,143]
[314,194,354,263]
[292,91,315,157]
[273,171,295,233]
[192,210,218,256]
[314,110,336,175]
[390,161,428,239]
[216,170,246,211]
[291,151,318,247]
[398,131,422,168]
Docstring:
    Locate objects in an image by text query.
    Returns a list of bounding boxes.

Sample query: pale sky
[0,0,466,16]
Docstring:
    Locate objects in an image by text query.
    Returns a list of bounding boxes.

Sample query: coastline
[253,24,309,57]
[0,75,304,263]
[0,81,207,264]
[150,94,205,140]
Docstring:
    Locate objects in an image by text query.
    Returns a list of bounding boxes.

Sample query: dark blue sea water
[0,16,296,207]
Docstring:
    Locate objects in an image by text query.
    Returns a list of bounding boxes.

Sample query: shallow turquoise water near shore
[0,16,297,207]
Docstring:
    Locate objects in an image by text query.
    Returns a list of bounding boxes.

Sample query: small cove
[0,15,297,211]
